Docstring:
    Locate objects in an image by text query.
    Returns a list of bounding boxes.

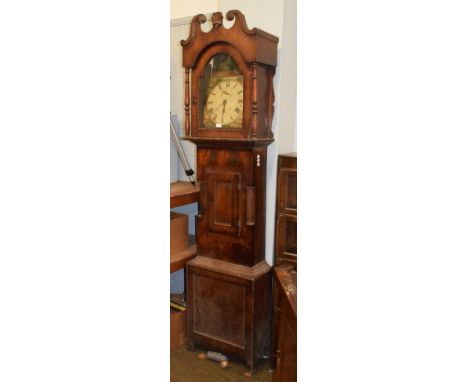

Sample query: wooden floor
[170,346,273,382]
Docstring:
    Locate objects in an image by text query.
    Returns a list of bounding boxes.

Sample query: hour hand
[221,99,227,123]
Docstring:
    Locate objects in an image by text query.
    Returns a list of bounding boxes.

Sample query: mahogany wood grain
[246,186,256,226]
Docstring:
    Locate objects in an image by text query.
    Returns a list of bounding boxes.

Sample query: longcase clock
[181,10,278,372]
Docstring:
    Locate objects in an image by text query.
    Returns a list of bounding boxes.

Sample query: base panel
[186,256,272,372]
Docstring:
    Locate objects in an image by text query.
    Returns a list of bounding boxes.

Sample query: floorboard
[171,346,273,382]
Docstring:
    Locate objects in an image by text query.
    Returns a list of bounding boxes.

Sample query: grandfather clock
[181,10,278,371]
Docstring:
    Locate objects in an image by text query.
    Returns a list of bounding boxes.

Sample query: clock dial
[206,78,243,127]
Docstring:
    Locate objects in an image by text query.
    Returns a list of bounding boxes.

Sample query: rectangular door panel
[207,171,241,236]
[192,273,247,349]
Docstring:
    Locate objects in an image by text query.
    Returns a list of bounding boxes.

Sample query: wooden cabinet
[272,264,297,382]
[275,154,297,267]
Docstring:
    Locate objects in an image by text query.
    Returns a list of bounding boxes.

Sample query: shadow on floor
[170,346,273,382]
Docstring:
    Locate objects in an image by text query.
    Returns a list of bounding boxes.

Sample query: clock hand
[221,99,227,123]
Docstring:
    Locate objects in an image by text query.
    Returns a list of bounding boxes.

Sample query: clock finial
[211,12,223,29]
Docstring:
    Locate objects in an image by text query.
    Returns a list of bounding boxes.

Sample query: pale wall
[277,0,297,154]
[170,0,218,19]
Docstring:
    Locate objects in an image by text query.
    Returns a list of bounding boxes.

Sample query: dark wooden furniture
[272,264,297,382]
[271,154,297,379]
[181,10,279,372]
[274,153,297,267]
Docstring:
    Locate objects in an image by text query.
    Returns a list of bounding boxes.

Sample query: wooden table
[170,181,200,273]
[170,181,200,208]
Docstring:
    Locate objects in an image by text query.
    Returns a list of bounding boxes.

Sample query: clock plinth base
[186,256,272,372]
